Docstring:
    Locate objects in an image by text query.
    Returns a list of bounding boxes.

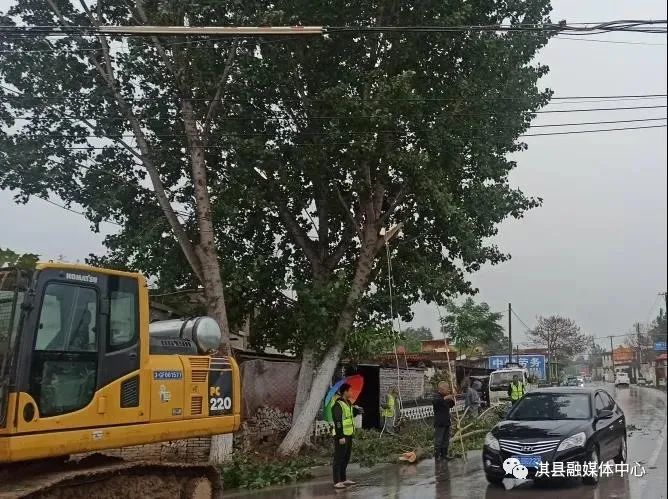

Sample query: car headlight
[557,432,586,452]
[484,432,500,451]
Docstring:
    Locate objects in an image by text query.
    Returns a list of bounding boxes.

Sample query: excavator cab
[0,263,240,465]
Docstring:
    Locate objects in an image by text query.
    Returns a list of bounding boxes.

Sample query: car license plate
[513,455,542,468]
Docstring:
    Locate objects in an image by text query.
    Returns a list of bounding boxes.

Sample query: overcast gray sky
[1,1,666,349]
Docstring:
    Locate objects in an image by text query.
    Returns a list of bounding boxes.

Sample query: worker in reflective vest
[331,383,363,489]
[381,386,398,435]
[508,375,525,404]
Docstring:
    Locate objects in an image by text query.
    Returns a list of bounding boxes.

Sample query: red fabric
[345,374,364,403]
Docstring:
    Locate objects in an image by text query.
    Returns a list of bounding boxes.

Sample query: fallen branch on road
[450,429,489,444]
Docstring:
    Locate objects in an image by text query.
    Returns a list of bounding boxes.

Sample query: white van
[488,368,532,405]
[615,372,630,386]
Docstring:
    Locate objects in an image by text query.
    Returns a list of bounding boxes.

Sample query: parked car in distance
[636,376,649,386]
[566,377,584,387]
[615,372,630,387]
[483,387,627,486]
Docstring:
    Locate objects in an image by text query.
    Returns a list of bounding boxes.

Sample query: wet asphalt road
[225,384,667,499]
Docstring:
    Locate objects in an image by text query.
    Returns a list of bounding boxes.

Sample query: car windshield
[507,393,591,420]
[490,371,523,389]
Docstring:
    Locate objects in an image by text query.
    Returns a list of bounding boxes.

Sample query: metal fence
[312,400,465,437]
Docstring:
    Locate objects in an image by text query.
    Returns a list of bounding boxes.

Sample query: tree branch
[379,182,407,227]
[372,181,386,220]
[203,41,238,141]
[333,183,363,240]
[275,200,321,267]
[133,0,180,79]
[47,0,203,281]
[324,225,354,271]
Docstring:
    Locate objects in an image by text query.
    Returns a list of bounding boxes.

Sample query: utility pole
[610,336,615,378]
[637,322,642,363]
[636,322,642,382]
[508,303,513,364]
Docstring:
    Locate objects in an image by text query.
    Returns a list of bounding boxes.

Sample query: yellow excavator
[0,262,241,498]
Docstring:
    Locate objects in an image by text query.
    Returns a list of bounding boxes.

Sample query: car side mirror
[596,409,613,420]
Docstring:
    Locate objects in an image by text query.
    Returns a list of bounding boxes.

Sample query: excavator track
[0,455,223,499]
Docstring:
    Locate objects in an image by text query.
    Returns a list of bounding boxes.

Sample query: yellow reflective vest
[510,381,525,401]
[382,394,396,417]
[331,399,355,437]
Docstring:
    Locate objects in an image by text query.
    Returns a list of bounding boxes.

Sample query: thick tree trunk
[181,98,231,349]
[199,253,231,349]
[209,434,234,463]
[277,341,345,456]
[277,243,376,456]
[292,347,316,424]
[181,98,233,463]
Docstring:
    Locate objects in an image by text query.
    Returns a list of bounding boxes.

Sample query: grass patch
[309,405,506,468]
[222,405,506,490]
[220,454,319,490]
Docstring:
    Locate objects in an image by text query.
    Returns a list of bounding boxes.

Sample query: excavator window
[109,277,138,350]
[29,283,98,417]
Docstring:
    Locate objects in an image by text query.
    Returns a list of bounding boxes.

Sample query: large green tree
[401,326,433,352]
[440,298,506,357]
[0,248,38,269]
[0,0,278,463]
[648,308,667,344]
[234,1,553,455]
[2,0,554,455]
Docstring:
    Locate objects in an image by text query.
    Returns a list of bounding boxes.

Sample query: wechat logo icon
[503,458,529,479]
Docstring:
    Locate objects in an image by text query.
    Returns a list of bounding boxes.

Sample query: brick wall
[74,437,211,463]
[379,367,425,401]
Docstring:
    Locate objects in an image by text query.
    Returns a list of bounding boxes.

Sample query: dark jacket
[432,393,455,427]
[465,386,481,408]
[331,399,361,438]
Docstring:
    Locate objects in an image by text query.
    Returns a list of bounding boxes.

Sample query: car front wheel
[614,435,628,464]
[583,447,600,485]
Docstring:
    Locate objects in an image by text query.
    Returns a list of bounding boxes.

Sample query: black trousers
[434,425,450,459]
[333,436,353,483]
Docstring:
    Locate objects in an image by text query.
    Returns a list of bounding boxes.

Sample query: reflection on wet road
[225,384,666,499]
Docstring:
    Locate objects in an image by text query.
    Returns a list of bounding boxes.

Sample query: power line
[7,104,668,123]
[2,20,665,37]
[35,197,123,227]
[530,117,666,127]
[594,330,668,341]
[36,124,666,149]
[522,123,666,137]
[15,117,667,140]
[0,34,304,55]
[510,309,533,333]
[555,35,668,46]
[1,34,665,57]
[2,80,665,103]
[645,294,663,325]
